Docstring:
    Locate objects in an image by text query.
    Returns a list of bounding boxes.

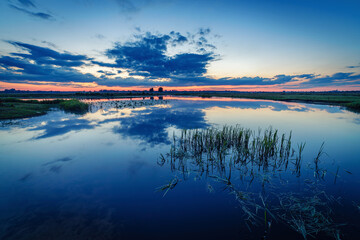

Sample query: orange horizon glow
[1,81,359,92]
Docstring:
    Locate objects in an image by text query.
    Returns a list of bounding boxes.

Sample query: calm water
[0,97,359,240]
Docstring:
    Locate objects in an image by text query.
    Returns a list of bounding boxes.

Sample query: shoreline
[1,92,359,119]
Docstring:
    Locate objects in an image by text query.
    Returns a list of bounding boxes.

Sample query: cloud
[347,65,360,69]
[113,0,169,14]
[0,41,100,83]
[40,40,58,49]
[97,70,117,76]
[113,107,209,145]
[9,4,54,20]
[115,0,139,13]
[91,60,118,68]
[0,55,98,83]
[17,0,36,8]
[105,31,215,79]
[291,72,360,88]
[0,32,359,89]
[30,119,94,139]
[10,41,88,61]
[94,34,106,40]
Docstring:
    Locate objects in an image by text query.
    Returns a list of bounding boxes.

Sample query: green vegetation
[0,98,89,119]
[59,99,89,113]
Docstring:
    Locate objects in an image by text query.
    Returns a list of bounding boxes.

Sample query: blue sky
[0,0,359,91]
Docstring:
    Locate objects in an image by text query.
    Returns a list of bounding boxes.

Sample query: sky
[0,0,360,91]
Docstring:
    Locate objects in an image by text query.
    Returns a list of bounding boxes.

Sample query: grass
[59,99,88,113]
[157,125,344,239]
[0,98,89,119]
[162,126,297,176]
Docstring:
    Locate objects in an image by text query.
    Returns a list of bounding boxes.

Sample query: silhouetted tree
[158,87,163,92]
[149,88,154,92]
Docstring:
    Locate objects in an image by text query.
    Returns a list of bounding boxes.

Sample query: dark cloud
[113,0,168,14]
[169,31,188,45]
[97,70,116,76]
[187,28,216,51]
[91,60,118,68]
[0,35,359,89]
[40,40,57,49]
[0,55,98,83]
[347,65,360,69]
[293,72,360,88]
[0,41,100,83]
[10,41,88,61]
[17,0,36,8]
[105,31,215,79]
[9,4,54,20]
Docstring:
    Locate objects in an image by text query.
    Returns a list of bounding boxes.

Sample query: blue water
[0,97,359,239]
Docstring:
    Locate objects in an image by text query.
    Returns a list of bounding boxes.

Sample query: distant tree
[149,88,154,92]
[158,87,163,92]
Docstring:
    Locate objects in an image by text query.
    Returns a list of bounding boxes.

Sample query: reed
[157,125,343,239]
[160,125,299,178]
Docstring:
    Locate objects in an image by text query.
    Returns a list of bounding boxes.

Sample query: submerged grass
[157,125,345,239]
[0,98,89,119]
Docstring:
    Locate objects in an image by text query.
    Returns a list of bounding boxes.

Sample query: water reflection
[156,126,345,239]
[30,118,94,139]
[0,97,359,240]
[113,107,209,145]
[165,96,344,113]
[42,157,73,166]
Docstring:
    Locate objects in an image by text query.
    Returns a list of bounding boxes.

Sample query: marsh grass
[161,125,299,178]
[0,98,89,119]
[87,99,168,113]
[59,99,89,113]
[157,125,344,239]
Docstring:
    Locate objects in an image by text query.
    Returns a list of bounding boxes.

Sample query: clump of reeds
[59,99,89,114]
[160,125,302,178]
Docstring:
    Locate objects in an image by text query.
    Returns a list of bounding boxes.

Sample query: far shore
[1,91,359,119]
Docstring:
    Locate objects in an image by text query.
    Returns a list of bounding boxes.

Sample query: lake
[0,96,359,240]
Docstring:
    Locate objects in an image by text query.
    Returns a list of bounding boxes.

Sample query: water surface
[0,97,359,239]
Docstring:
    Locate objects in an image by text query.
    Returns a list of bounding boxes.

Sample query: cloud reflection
[113,107,209,145]
[30,119,94,139]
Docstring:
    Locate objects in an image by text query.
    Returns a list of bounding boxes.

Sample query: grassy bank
[0,98,89,119]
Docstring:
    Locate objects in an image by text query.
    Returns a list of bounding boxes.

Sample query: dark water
[0,97,359,240]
